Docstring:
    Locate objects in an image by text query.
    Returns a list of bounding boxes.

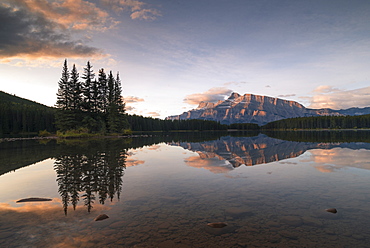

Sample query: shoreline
[0,134,153,143]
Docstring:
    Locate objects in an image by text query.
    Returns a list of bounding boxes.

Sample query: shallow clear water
[1,132,370,247]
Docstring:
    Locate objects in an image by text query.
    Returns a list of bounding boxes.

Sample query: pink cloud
[184,87,233,105]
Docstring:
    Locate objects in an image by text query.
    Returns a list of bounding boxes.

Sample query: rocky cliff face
[167,92,370,125]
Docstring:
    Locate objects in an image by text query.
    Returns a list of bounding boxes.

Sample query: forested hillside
[262,115,370,130]
[0,91,56,135]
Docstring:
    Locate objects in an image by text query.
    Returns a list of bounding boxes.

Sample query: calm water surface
[1,132,370,248]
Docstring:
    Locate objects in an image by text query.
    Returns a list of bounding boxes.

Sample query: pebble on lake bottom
[207,222,227,228]
[325,208,337,214]
[95,214,109,221]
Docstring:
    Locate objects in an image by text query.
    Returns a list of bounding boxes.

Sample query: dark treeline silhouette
[262,115,370,130]
[127,114,229,131]
[229,123,260,130]
[0,91,56,135]
[264,130,370,143]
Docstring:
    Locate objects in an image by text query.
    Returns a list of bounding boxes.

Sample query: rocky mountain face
[166,92,370,125]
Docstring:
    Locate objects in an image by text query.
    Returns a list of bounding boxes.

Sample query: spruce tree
[55,59,76,131]
[70,64,82,111]
[107,70,115,107]
[81,61,95,112]
[98,68,108,113]
[107,72,128,133]
[91,79,100,113]
[56,59,70,110]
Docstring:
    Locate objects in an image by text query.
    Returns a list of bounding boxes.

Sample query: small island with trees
[55,60,129,137]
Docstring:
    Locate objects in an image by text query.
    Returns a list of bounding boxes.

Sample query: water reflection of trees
[54,140,126,214]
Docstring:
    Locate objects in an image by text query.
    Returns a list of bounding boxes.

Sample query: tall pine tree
[70,64,82,111]
[81,61,95,112]
[56,59,70,110]
[55,60,76,131]
[107,72,128,133]
[98,68,108,113]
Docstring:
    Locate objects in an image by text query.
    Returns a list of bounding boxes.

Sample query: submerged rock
[95,214,109,221]
[326,208,338,214]
[207,222,227,228]
[16,197,52,203]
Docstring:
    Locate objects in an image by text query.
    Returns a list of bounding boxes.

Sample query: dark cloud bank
[0,3,100,59]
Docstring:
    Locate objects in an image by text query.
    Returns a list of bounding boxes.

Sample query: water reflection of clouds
[308,148,370,172]
[126,159,145,167]
[0,202,112,247]
[0,198,114,212]
[184,155,234,174]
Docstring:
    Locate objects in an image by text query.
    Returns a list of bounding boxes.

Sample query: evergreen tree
[91,79,100,113]
[56,59,70,110]
[55,59,77,131]
[81,61,95,112]
[98,68,108,113]
[69,64,82,111]
[107,70,115,107]
[107,72,128,133]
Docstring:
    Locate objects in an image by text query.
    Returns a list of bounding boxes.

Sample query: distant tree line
[229,123,260,130]
[127,114,229,131]
[55,60,128,134]
[0,91,56,135]
[262,115,370,130]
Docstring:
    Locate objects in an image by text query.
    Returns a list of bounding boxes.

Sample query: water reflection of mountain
[170,134,370,168]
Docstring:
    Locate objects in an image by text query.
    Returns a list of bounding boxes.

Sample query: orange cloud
[101,0,161,20]
[147,112,160,117]
[23,0,116,31]
[124,96,145,103]
[309,85,370,109]
[184,87,233,105]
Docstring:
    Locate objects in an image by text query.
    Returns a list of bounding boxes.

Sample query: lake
[1,131,370,247]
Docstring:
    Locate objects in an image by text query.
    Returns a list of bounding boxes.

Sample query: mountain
[166,92,370,125]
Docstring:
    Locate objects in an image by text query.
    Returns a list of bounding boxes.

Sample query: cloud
[312,85,340,94]
[0,0,113,61]
[224,81,248,86]
[19,0,117,31]
[184,87,233,105]
[100,0,161,20]
[147,111,160,117]
[124,96,145,103]
[184,155,234,174]
[278,94,296,98]
[309,85,370,109]
[130,9,161,20]
[125,106,135,111]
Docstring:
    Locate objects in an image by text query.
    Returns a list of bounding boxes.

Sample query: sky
[1,0,370,118]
